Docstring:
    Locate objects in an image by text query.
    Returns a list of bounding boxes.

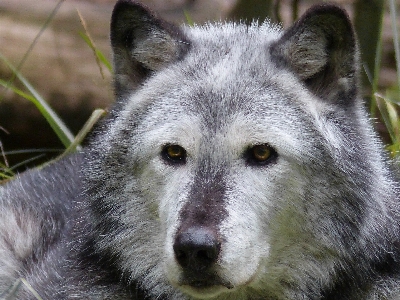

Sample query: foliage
[371,0,400,157]
[0,2,106,180]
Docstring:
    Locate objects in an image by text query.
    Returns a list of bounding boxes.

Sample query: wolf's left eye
[246,144,277,165]
[162,144,187,164]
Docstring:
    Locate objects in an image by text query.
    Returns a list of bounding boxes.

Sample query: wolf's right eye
[162,145,187,164]
[245,144,277,166]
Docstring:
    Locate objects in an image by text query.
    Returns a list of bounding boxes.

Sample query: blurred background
[0,0,398,171]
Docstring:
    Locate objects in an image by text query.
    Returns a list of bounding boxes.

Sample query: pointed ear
[110,0,190,97]
[270,4,359,105]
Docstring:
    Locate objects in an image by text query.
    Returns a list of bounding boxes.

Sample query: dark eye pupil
[253,145,271,161]
[246,144,276,166]
[162,145,186,164]
[168,145,184,158]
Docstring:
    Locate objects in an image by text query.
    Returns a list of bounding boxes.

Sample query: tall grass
[0,3,107,180]
[372,0,400,157]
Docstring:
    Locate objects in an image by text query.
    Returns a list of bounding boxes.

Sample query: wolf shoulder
[0,154,81,296]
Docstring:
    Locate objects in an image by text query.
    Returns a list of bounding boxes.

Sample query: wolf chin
[1,1,400,299]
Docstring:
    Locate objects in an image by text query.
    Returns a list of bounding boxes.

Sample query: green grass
[370,0,400,157]
[77,9,113,77]
[0,52,92,181]
[0,2,107,180]
[0,53,77,149]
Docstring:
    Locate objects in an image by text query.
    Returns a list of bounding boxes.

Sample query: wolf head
[83,1,397,299]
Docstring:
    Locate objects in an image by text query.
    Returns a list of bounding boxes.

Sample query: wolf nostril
[173,227,220,271]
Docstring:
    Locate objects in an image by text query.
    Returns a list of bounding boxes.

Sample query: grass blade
[20,278,43,300]
[61,108,105,157]
[389,0,400,90]
[77,10,112,77]
[48,108,106,165]
[0,279,22,299]
[0,54,78,150]
[375,92,400,157]
[184,10,195,26]
[0,0,65,100]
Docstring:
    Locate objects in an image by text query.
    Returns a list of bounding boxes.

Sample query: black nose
[173,227,221,272]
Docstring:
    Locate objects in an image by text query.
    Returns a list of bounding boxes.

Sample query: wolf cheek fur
[1,0,400,299]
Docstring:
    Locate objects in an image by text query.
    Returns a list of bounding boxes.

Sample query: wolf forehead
[112,1,356,115]
[121,22,309,126]
[169,23,297,110]
[181,22,283,75]
[111,6,293,98]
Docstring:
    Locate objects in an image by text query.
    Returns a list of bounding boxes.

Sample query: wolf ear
[110,0,190,97]
[270,5,359,105]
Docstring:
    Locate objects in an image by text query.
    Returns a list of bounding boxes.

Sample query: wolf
[1,0,400,299]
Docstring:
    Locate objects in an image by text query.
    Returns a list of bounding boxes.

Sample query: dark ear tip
[112,0,146,12]
[302,3,350,19]
[299,3,352,29]
[110,0,155,48]
[111,0,138,18]
[293,3,355,46]
[111,0,152,25]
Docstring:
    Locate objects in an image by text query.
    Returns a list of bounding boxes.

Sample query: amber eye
[252,145,271,161]
[246,144,276,165]
[162,144,186,164]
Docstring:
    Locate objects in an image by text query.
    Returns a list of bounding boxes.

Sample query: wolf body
[1,1,400,299]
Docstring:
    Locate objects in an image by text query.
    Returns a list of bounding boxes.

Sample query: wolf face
[79,1,400,299]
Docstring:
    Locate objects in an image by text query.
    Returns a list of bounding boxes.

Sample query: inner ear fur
[110,0,190,97]
[270,4,359,105]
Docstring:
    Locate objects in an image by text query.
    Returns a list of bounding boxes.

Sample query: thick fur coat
[1,1,400,299]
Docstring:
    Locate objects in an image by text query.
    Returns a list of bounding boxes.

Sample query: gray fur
[1,1,400,299]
